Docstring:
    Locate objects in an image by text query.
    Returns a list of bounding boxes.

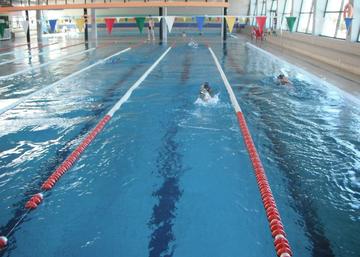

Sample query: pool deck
[237,34,360,100]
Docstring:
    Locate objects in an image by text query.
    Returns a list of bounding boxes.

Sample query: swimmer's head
[278,74,284,79]
[203,82,210,89]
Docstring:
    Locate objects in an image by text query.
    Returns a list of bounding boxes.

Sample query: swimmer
[188,38,198,48]
[277,74,291,85]
[147,15,155,41]
[199,82,213,101]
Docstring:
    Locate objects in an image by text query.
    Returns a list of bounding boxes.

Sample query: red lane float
[208,46,292,257]
[25,193,44,209]
[0,44,174,250]
[236,112,292,257]
[0,236,8,250]
[41,115,111,191]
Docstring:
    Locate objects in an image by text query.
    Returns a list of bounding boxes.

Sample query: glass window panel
[301,0,314,13]
[307,13,314,33]
[284,0,291,13]
[270,0,277,11]
[336,15,347,39]
[298,13,310,33]
[322,13,339,37]
[325,0,343,12]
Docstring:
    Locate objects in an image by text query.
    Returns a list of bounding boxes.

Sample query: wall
[243,29,360,76]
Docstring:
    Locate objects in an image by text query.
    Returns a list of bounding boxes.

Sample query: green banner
[0,23,5,38]
[135,17,145,33]
[286,16,297,32]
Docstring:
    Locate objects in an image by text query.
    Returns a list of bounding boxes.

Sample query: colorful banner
[256,16,267,33]
[49,19,57,33]
[345,17,353,32]
[286,16,296,32]
[96,18,104,23]
[21,20,29,34]
[105,18,116,34]
[165,16,175,33]
[225,16,236,33]
[0,23,5,38]
[196,16,205,32]
[135,17,145,33]
[75,18,85,32]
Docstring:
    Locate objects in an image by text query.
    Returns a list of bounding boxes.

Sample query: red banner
[256,16,267,34]
[105,18,116,34]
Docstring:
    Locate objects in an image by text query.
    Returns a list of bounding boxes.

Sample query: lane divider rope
[0,42,174,251]
[0,42,58,57]
[0,43,29,52]
[208,46,293,257]
[0,41,147,116]
[0,41,58,51]
[0,47,96,80]
[0,41,88,67]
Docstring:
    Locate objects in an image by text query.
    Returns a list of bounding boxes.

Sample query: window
[297,0,314,34]
[269,0,278,30]
[251,0,267,25]
[321,0,347,39]
[281,0,292,30]
[251,0,258,26]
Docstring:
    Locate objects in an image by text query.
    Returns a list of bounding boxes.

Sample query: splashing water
[194,93,220,106]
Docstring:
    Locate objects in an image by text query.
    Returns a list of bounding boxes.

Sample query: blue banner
[49,19,57,33]
[345,17,353,32]
[196,16,205,32]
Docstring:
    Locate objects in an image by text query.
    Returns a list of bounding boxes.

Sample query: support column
[162,7,167,43]
[159,7,163,41]
[25,10,30,44]
[350,0,359,42]
[84,8,89,43]
[90,8,97,43]
[36,10,42,43]
[222,7,227,41]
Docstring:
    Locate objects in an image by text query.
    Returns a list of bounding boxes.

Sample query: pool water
[0,35,359,257]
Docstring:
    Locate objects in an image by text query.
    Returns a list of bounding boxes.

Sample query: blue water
[0,35,359,257]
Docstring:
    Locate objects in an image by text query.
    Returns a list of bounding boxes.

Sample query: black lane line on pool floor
[0,45,161,255]
[147,47,192,257]
[219,41,335,257]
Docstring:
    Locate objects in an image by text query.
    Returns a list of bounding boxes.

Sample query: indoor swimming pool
[0,35,359,257]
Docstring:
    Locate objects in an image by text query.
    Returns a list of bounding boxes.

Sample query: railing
[5,0,228,7]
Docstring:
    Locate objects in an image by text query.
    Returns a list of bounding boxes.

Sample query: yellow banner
[75,18,85,32]
[225,16,236,33]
